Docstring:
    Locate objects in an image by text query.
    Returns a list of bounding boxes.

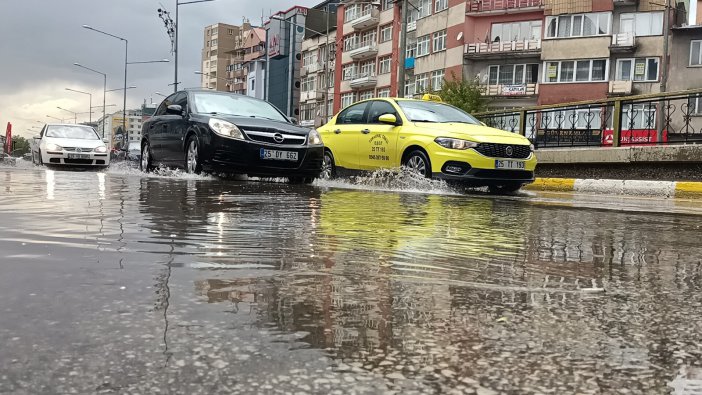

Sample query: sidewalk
[525,178,702,199]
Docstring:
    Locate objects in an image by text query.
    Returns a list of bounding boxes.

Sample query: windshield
[45,125,100,140]
[396,101,481,124]
[191,92,289,123]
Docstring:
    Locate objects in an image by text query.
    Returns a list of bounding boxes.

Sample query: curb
[525,178,702,199]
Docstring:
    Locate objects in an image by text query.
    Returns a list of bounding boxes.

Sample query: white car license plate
[495,160,525,170]
[260,149,298,161]
[67,153,90,159]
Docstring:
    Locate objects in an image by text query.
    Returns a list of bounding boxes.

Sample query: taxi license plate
[68,153,90,159]
[495,160,525,170]
[260,148,298,161]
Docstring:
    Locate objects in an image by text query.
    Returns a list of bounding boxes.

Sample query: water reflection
[45,169,54,200]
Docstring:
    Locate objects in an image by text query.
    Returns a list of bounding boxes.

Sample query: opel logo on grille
[75,148,82,153]
[273,133,284,143]
[505,146,513,157]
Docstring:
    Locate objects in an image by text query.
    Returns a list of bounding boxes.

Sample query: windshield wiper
[412,119,439,123]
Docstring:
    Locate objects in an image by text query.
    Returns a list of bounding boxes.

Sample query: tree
[11,136,30,156]
[436,72,489,114]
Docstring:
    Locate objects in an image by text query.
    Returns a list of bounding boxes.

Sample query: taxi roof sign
[421,94,443,102]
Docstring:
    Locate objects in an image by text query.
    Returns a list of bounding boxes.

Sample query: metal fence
[475,89,702,149]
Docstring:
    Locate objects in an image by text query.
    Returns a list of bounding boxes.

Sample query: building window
[691,40,702,66]
[431,70,444,91]
[300,103,315,122]
[342,63,356,80]
[207,29,211,36]
[359,60,376,76]
[326,100,334,121]
[345,4,359,22]
[621,104,657,129]
[251,79,255,91]
[432,30,446,52]
[211,39,218,46]
[380,24,393,43]
[381,0,393,11]
[435,0,448,13]
[341,92,355,108]
[301,76,316,92]
[359,90,374,100]
[543,108,603,130]
[303,51,316,67]
[207,41,210,47]
[416,35,430,57]
[415,73,429,93]
[405,78,416,97]
[228,29,233,35]
[344,34,358,51]
[491,20,542,42]
[361,30,377,45]
[377,88,391,97]
[545,12,610,39]
[689,96,702,115]
[544,60,607,83]
[488,64,539,85]
[406,40,416,58]
[378,56,392,74]
[619,12,663,37]
[417,0,431,18]
[616,58,659,82]
[212,27,218,35]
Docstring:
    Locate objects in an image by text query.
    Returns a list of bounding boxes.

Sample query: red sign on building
[602,129,668,146]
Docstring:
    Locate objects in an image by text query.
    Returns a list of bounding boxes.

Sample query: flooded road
[1,165,702,394]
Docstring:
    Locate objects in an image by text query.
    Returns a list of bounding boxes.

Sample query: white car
[32,124,110,167]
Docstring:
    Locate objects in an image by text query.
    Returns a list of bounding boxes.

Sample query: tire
[320,150,336,180]
[140,141,153,172]
[488,182,523,194]
[37,149,44,166]
[185,136,202,174]
[402,150,432,178]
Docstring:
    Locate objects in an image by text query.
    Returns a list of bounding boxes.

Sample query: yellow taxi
[318,94,537,192]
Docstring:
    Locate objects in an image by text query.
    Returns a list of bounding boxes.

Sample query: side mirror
[103,138,109,143]
[33,135,41,140]
[166,104,183,115]
[480,121,487,127]
[289,117,299,125]
[378,113,398,125]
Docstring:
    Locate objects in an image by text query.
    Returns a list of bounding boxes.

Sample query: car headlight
[209,118,244,139]
[308,129,323,146]
[46,143,63,151]
[94,146,107,153]
[529,144,535,152]
[434,137,478,150]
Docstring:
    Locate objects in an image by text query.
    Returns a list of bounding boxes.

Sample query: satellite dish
[457,32,463,41]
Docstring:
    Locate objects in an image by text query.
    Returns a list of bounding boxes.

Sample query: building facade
[225,26,266,95]
[201,22,250,91]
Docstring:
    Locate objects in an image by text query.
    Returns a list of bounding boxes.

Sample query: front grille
[62,147,93,152]
[474,143,531,159]
[64,159,94,165]
[473,169,534,180]
[243,130,306,146]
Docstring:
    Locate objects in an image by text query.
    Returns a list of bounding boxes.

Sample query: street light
[82,25,128,138]
[65,88,92,123]
[127,59,169,65]
[56,107,78,124]
[47,115,70,123]
[106,86,137,93]
[73,63,107,137]
[157,0,216,93]
[194,70,232,85]
[154,92,167,97]
[92,104,117,109]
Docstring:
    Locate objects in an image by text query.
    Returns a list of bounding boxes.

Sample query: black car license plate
[68,153,90,159]
[260,148,298,161]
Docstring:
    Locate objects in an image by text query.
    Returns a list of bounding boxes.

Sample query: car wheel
[140,141,153,172]
[37,149,44,166]
[488,183,523,194]
[185,136,202,174]
[320,150,336,180]
[403,150,431,178]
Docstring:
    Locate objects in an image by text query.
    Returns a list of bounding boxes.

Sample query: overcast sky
[0,0,312,138]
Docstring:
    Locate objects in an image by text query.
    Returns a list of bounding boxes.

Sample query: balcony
[229,82,245,91]
[467,0,543,13]
[305,62,322,74]
[350,72,378,89]
[465,40,541,59]
[244,49,265,62]
[300,90,320,102]
[351,7,380,30]
[610,33,637,53]
[613,0,639,6]
[347,41,379,60]
[608,80,633,96]
[483,83,539,96]
[407,21,417,32]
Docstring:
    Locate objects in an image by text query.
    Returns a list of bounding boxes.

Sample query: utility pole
[397,0,408,98]
[658,0,671,142]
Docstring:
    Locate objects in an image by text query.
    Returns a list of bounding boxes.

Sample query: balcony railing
[483,83,539,96]
[347,41,379,60]
[465,40,541,57]
[300,90,320,102]
[468,0,543,13]
[305,62,322,74]
[610,33,636,51]
[244,49,265,61]
[407,21,417,32]
[351,7,380,30]
[350,72,378,89]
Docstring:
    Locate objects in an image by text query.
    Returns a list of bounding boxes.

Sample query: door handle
[334,129,341,134]
[361,129,370,134]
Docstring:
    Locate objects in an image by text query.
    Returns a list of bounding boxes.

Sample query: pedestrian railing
[474,89,702,148]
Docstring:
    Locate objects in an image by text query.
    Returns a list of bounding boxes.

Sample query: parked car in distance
[318,95,537,193]
[31,124,110,167]
[126,141,141,162]
[140,90,323,182]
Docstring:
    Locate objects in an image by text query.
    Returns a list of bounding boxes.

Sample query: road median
[526,178,702,199]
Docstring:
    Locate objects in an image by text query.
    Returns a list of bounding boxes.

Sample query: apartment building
[201,22,250,91]
[224,26,266,96]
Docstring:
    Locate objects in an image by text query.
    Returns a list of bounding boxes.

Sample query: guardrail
[474,89,702,148]
[465,39,541,55]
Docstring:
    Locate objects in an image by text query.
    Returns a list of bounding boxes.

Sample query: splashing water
[315,167,460,195]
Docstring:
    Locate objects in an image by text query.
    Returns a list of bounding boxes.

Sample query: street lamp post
[47,115,70,123]
[194,71,232,89]
[65,88,92,123]
[106,86,137,93]
[74,63,107,137]
[82,25,128,139]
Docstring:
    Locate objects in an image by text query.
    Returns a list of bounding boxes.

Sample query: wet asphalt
[1,163,702,395]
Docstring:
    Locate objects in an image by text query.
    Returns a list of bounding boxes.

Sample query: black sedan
[140,90,324,182]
